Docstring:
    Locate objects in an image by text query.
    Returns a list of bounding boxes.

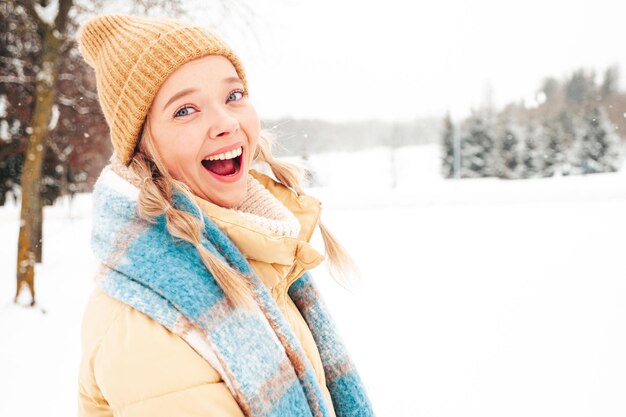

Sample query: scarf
[90,165,375,417]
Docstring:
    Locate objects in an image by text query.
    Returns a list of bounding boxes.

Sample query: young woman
[76,14,374,417]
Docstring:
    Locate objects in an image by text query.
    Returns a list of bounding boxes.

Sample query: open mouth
[201,146,243,177]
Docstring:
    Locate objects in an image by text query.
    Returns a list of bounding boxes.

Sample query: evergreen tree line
[441,67,626,179]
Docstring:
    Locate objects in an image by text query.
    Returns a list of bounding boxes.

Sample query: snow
[1,144,626,416]
[0,120,9,142]
[33,0,59,26]
[36,61,55,87]
[0,196,95,415]
[0,94,7,118]
[49,104,59,131]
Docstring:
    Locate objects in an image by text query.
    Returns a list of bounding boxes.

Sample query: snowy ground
[1,144,626,416]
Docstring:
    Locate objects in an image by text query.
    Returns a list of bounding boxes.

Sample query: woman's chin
[196,182,247,208]
[214,194,245,209]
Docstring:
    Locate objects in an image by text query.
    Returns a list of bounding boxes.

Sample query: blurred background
[1,0,626,416]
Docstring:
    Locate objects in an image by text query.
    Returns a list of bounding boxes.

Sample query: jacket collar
[194,170,324,271]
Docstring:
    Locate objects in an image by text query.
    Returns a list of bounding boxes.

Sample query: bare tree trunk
[33,193,43,263]
[15,0,72,304]
[15,64,58,303]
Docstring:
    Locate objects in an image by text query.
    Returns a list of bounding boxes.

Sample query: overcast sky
[194,0,626,122]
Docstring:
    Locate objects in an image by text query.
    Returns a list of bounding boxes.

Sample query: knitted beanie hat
[77,14,248,165]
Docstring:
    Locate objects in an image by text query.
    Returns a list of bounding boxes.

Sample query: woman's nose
[208,107,239,139]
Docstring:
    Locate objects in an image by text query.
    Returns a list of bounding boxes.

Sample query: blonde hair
[126,122,357,309]
[254,133,359,289]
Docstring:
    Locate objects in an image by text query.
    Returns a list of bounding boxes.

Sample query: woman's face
[147,55,259,208]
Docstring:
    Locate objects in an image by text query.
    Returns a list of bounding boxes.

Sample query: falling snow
[0,95,7,118]
[0,121,9,142]
[48,104,59,130]
[33,0,59,25]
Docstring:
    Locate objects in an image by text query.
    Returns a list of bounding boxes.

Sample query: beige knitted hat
[77,14,248,165]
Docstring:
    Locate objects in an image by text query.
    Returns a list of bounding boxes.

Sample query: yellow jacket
[78,171,336,417]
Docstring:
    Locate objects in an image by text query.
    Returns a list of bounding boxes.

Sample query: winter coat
[77,167,374,417]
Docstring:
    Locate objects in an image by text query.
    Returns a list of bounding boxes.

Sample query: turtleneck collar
[234,174,301,238]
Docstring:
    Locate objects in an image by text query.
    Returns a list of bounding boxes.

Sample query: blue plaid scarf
[90,166,375,417]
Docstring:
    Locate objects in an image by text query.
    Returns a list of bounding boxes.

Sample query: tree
[0,139,23,205]
[5,0,74,306]
[601,66,619,99]
[541,118,564,177]
[565,69,597,105]
[576,107,622,174]
[448,65,625,181]
[1,3,38,204]
[459,111,495,178]
[520,121,546,178]
[539,77,561,104]
[494,117,523,179]
[557,111,582,176]
[3,0,254,306]
[440,113,455,179]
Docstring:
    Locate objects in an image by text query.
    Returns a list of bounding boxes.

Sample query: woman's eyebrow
[223,76,243,85]
[162,88,198,111]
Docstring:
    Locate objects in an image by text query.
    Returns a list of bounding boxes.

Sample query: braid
[127,128,255,309]
[255,133,305,195]
[255,131,360,288]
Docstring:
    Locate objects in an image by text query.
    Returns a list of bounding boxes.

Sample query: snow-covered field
[1,144,626,417]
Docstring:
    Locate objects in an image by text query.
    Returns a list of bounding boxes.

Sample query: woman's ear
[137,117,151,151]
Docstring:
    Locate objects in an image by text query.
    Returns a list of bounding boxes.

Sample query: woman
[76,14,374,417]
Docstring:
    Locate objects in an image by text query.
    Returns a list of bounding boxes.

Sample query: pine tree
[577,107,623,173]
[541,118,564,177]
[440,113,455,178]
[555,112,581,176]
[521,122,546,178]
[460,111,495,178]
[601,66,619,99]
[565,69,597,105]
[494,117,523,179]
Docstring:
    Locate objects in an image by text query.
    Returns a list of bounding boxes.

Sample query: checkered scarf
[90,166,375,417]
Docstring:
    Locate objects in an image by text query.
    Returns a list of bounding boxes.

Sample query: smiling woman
[145,55,258,208]
[76,14,374,417]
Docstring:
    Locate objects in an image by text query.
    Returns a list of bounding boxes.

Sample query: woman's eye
[174,105,197,118]
[227,90,246,103]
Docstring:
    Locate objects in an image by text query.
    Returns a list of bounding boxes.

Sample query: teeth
[204,146,242,161]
